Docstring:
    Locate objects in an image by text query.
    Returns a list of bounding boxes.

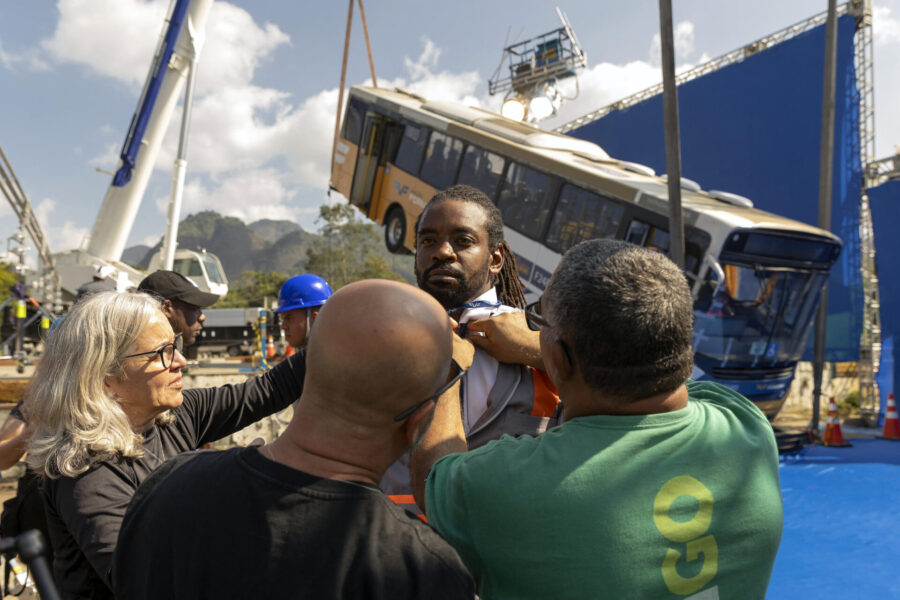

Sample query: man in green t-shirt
[412,239,783,600]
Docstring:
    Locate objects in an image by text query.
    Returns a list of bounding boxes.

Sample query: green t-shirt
[426,380,783,600]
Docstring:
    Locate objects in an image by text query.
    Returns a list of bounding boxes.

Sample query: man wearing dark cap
[137,270,219,346]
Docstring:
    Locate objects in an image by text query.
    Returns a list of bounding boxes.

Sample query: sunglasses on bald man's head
[393,359,467,422]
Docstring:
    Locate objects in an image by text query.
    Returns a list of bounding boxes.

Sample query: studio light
[528,83,562,121]
[501,97,526,121]
[529,96,555,120]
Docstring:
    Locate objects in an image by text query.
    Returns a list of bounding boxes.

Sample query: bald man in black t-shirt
[113,280,474,599]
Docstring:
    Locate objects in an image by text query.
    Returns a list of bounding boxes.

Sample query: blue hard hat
[274,274,333,313]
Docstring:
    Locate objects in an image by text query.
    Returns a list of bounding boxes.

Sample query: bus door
[349,113,386,218]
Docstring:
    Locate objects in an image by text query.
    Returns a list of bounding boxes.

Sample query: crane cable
[330,0,378,175]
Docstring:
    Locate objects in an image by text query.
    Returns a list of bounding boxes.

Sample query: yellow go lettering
[654,476,718,596]
[661,535,719,595]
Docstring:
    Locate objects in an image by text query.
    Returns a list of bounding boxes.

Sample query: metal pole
[331,0,355,176]
[357,0,377,88]
[812,0,838,436]
[161,53,200,271]
[658,0,685,268]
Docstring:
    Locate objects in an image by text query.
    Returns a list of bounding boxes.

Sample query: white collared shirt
[456,288,520,432]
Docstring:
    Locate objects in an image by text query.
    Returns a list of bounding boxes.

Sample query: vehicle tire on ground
[384,206,409,254]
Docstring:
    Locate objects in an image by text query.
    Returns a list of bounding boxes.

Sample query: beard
[415,260,493,310]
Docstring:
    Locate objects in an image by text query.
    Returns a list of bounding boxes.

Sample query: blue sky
[1,0,899,264]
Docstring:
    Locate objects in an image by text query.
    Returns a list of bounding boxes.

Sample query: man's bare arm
[410,328,472,513]
[0,412,33,471]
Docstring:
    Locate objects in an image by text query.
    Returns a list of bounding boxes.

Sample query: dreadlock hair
[419,185,527,309]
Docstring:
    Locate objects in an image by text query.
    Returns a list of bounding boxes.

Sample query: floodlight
[501,97,527,121]
[529,95,555,120]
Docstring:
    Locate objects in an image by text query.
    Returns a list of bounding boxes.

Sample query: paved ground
[0,361,886,598]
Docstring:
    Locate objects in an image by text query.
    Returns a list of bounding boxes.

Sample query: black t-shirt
[42,352,306,600]
[113,447,475,600]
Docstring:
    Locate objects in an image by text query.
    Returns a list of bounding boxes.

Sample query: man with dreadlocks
[382,184,561,502]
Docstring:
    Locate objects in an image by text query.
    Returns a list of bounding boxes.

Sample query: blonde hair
[26,291,175,478]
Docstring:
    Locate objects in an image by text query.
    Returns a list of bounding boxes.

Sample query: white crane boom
[87,0,213,263]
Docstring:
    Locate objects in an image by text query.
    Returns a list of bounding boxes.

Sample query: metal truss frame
[0,145,61,307]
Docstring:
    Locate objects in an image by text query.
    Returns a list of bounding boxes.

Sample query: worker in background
[274,274,333,349]
[137,270,219,347]
[74,264,117,302]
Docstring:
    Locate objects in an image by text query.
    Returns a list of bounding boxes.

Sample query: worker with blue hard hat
[274,273,333,348]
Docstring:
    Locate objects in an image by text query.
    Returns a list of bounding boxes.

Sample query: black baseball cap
[138,270,220,308]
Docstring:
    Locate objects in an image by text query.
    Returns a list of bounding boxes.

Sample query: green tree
[215,269,289,308]
[305,204,406,289]
[0,263,18,296]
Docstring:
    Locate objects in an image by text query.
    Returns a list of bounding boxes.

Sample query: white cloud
[0,39,50,71]
[386,38,484,106]
[191,2,290,94]
[873,4,900,45]
[91,142,120,172]
[649,21,697,65]
[41,0,289,89]
[55,1,487,231]
[166,36,484,195]
[873,4,900,156]
[139,234,161,247]
[34,198,90,252]
[542,60,663,130]
[43,0,167,86]
[153,170,300,224]
[543,23,714,131]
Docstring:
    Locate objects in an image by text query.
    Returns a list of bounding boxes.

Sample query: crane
[54,0,227,299]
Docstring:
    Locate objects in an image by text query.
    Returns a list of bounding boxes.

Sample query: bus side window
[648,228,670,253]
[456,145,505,199]
[394,124,427,175]
[382,123,404,164]
[421,132,463,190]
[625,220,651,246]
[173,258,203,278]
[341,99,366,145]
[627,220,670,253]
[497,162,554,240]
[546,184,624,252]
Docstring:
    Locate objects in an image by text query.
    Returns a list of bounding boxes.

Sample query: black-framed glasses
[393,358,467,422]
[122,333,183,369]
[524,301,549,331]
[524,300,574,366]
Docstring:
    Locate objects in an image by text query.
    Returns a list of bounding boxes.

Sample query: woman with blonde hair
[26,291,306,599]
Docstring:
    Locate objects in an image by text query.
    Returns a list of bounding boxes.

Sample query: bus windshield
[203,256,226,284]
[693,265,827,367]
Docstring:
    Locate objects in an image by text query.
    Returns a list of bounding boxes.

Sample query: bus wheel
[384,207,407,254]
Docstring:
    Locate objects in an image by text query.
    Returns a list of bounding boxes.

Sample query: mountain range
[127,210,414,283]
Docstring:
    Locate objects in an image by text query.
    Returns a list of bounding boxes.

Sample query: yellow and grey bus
[330,85,841,418]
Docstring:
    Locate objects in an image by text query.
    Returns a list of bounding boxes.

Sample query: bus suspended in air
[330,86,841,419]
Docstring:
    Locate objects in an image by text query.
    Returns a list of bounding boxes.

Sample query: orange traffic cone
[880,393,900,441]
[822,397,852,447]
[284,344,295,357]
[266,336,275,359]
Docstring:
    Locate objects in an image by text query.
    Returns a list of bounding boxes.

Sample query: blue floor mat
[768,440,900,599]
